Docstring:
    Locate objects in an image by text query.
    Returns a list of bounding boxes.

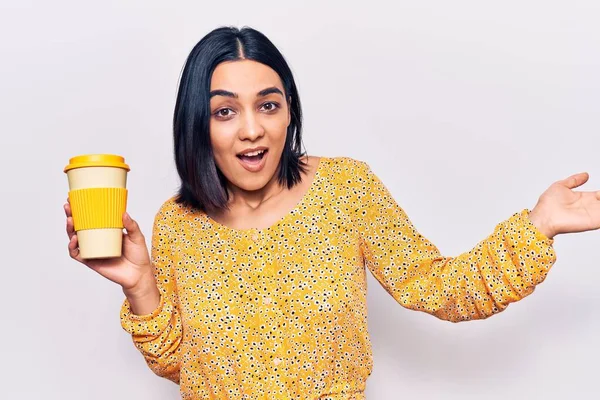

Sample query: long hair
[173,26,307,213]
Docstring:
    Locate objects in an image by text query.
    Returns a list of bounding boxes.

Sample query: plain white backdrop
[1,0,599,398]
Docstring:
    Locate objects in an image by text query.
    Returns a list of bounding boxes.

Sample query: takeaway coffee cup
[64,154,130,259]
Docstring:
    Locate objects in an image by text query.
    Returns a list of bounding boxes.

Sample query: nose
[238,110,265,141]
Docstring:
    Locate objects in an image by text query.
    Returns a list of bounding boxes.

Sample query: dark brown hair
[173,26,307,212]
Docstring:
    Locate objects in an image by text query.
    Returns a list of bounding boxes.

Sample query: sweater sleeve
[351,159,557,322]
[120,201,183,383]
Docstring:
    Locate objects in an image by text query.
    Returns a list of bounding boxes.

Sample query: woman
[64,26,600,399]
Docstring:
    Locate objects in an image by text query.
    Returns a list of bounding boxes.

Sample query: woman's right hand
[64,197,156,297]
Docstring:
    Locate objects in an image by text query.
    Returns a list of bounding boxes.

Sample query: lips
[236,146,269,157]
[237,148,268,172]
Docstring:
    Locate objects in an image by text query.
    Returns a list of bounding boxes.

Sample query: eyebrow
[209,86,284,99]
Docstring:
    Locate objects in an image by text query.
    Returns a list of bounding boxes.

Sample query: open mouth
[236,149,268,165]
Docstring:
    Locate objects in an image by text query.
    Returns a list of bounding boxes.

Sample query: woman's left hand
[528,172,600,239]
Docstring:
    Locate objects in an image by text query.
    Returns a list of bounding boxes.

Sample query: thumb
[558,172,589,189]
[123,212,145,244]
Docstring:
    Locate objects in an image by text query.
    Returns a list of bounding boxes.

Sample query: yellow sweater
[120,156,556,399]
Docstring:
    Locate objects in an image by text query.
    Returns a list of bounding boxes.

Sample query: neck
[225,169,284,211]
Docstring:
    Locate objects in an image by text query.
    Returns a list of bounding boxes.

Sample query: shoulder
[157,195,180,215]
[298,155,369,184]
[313,156,376,199]
[320,156,372,178]
[153,195,192,227]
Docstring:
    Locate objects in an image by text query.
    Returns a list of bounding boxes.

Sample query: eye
[260,102,280,112]
[213,108,235,119]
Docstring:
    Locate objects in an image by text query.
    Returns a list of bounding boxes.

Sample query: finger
[67,235,106,270]
[123,212,145,245]
[64,202,72,218]
[68,234,83,262]
[558,172,589,189]
[66,216,75,238]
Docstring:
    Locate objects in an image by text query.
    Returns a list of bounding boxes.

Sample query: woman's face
[209,59,290,194]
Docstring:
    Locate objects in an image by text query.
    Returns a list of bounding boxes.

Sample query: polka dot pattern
[120,156,557,399]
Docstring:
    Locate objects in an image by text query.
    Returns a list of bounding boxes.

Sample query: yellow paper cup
[64,154,130,259]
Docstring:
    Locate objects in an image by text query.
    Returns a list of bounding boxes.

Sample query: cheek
[209,123,237,153]
[263,116,289,143]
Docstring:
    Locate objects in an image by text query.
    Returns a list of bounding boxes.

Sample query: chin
[232,179,266,193]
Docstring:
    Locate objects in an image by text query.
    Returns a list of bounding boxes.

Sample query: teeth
[241,149,265,157]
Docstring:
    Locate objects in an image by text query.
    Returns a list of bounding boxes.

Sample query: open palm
[531,172,600,237]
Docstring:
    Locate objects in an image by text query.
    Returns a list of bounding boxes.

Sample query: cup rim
[64,154,130,173]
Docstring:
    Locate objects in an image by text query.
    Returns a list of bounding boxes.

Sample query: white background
[1,0,599,398]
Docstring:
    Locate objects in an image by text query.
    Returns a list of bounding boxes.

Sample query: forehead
[210,60,284,93]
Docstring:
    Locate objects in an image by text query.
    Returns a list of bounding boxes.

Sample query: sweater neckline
[203,156,328,235]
